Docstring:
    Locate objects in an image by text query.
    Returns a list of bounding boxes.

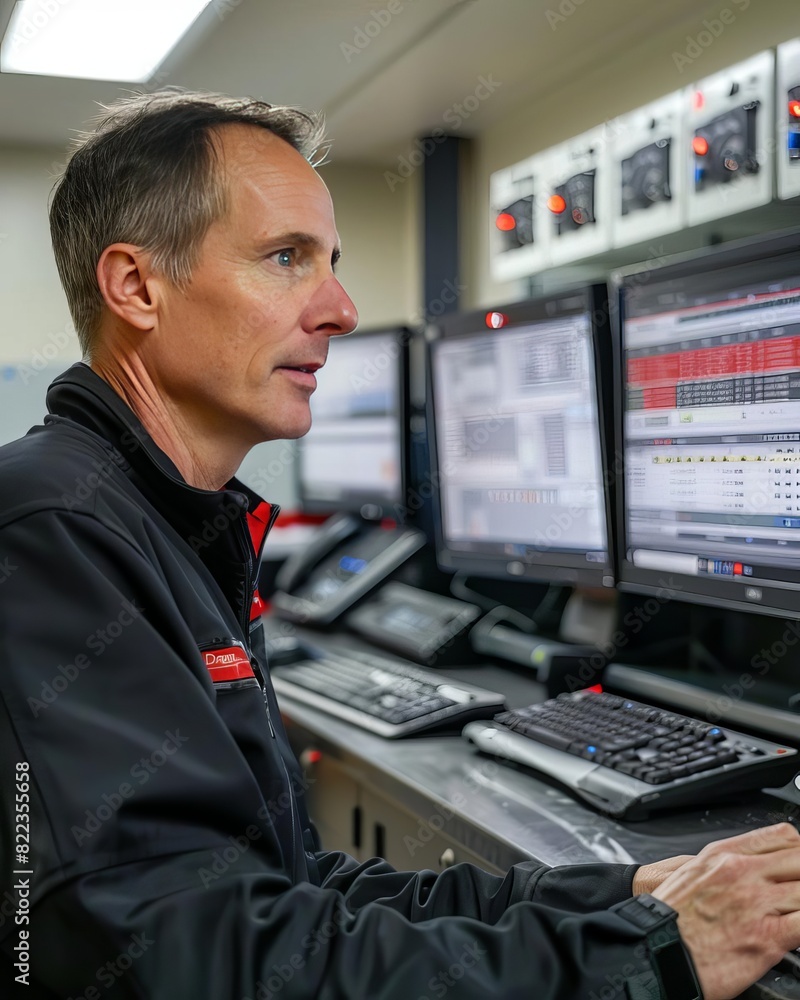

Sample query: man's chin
[263,416,312,441]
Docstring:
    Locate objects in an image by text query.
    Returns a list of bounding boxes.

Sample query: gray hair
[49,88,327,356]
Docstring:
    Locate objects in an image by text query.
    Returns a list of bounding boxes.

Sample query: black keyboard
[463,689,799,820]
[271,646,506,738]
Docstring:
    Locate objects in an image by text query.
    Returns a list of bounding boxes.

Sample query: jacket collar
[45,362,280,628]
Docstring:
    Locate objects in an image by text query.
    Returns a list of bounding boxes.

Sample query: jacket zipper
[250,654,275,738]
[233,500,281,737]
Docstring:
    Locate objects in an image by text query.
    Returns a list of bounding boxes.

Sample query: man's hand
[651,823,800,1000]
[632,854,694,896]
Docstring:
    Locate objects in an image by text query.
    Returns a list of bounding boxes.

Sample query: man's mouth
[277,363,322,388]
[279,362,323,374]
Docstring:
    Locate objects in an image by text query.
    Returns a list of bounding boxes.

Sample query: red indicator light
[693,91,704,111]
[485,311,508,329]
[734,562,743,576]
[778,748,789,755]
[790,101,800,119]
[495,212,516,232]
[547,194,567,214]
[693,136,709,156]
[585,684,603,694]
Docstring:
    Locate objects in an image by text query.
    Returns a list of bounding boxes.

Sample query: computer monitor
[296,327,410,519]
[428,287,614,589]
[615,227,800,618]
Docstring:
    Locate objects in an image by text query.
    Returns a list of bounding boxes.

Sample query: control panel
[489,150,551,282]
[546,126,612,265]
[685,50,774,226]
[611,91,685,249]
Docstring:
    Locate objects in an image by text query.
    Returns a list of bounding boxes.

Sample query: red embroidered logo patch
[202,645,254,682]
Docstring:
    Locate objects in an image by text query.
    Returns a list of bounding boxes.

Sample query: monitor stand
[470,586,617,696]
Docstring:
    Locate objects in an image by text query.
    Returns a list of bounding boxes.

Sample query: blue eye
[275,249,293,267]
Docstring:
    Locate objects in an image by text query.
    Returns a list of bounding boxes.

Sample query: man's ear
[96,244,160,331]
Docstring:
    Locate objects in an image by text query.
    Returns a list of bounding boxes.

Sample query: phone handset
[274,511,362,595]
[271,513,426,626]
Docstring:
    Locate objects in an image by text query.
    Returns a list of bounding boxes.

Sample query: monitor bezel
[612,226,800,619]
[427,285,616,589]
[296,326,413,520]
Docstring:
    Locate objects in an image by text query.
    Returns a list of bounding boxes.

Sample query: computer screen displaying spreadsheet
[617,228,800,616]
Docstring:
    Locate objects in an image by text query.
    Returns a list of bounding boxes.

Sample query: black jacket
[0,363,669,999]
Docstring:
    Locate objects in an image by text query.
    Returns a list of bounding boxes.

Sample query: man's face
[146,124,358,448]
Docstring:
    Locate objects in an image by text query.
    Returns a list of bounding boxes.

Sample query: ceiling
[0,0,717,164]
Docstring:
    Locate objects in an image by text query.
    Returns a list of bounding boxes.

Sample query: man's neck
[89,356,242,491]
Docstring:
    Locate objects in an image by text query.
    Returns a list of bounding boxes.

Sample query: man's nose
[310,275,358,337]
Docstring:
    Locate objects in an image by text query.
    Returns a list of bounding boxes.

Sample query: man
[1,88,800,1000]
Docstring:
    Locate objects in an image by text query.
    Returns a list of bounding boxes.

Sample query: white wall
[0,145,73,361]
[0,145,79,444]
[320,161,421,330]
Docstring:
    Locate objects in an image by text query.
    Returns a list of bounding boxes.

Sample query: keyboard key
[513,723,572,750]
[643,769,672,784]
[685,755,722,775]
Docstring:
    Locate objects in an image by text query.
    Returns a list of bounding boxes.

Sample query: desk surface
[273,628,800,871]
